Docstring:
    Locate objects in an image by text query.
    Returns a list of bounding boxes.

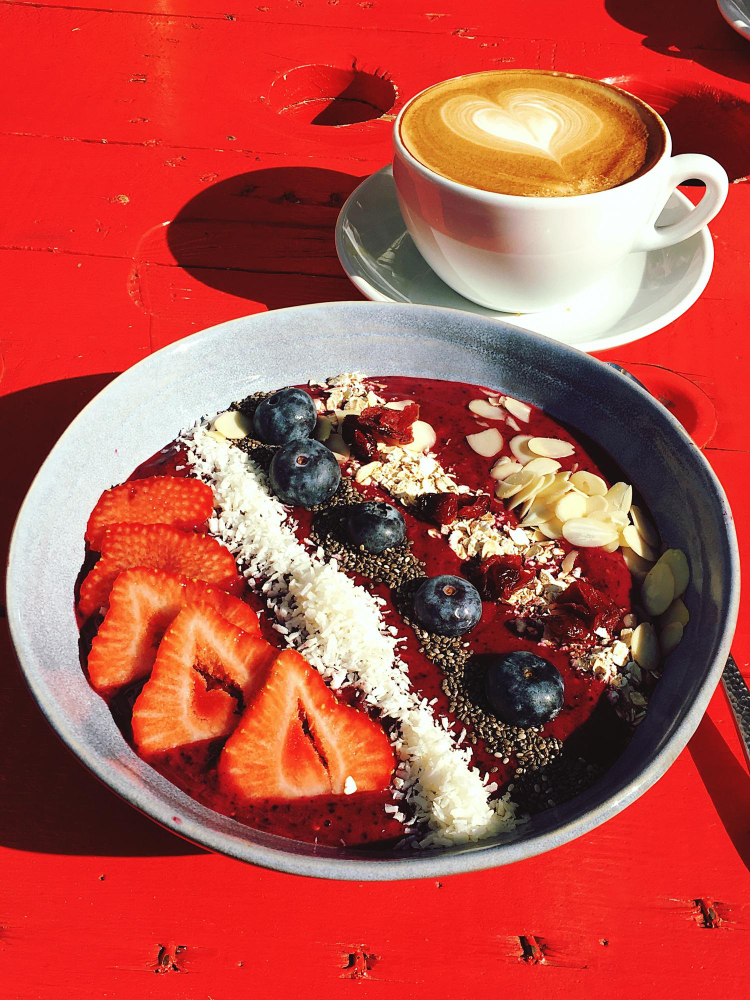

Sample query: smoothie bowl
[6,302,738,879]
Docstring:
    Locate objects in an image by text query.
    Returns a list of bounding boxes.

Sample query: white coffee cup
[393,76,728,313]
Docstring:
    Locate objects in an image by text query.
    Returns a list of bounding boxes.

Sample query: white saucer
[335,166,714,353]
[716,0,750,42]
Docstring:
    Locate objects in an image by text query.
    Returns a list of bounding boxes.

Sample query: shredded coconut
[183,424,519,846]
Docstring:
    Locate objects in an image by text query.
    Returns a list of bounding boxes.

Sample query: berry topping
[340,414,379,462]
[252,387,317,445]
[481,650,564,727]
[131,603,277,754]
[412,574,482,637]
[87,568,259,693]
[418,493,459,526]
[547,580,622,645]
[78,524,242,619]
[346,501,406,554]
[85,476,214,549]
[219,649,395,801]
[473,554,535,602]
[418,492,491,527]
[456,493,491,519]
[359,401,420,445]
[269,438,341,507]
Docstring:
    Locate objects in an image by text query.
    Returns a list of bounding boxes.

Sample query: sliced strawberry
[86,476,214,549]
[219,649,395,802]
[131,602,276,754]
[87,568,259,693]
[78,524,242,619]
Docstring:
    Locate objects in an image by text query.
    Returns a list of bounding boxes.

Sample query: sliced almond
[509,434,536,465]
[384,400,412,411]
[660,621,684,655]
[355,460,383,484]
[503,397,532,422]
[658,549,689,598]
[537,516,564,540]
[520,496,555,525]
[589,509,628,528]
[326,433,350,463]
[605,482,633,513]
[569,470,607,496]
[507,474,545,510]
[562,517,619,547]
[561,549,578,574]
[585,495,608,514]
[641,561,676,617]
[602,539,620,552]
[660,598,690,630]
[622,524,659,562]
[212,409,252,439]
[528,437,576,459]
[490,457,523,481]
[537,469,571,492]
[621,546,654,580]
[468,398,507,420]
[631,622,660,671]
[313,415,332,442]
[405,420,437,454]
[536,471,573,504]
[205,429,227,443]
[466,427,503,457]
[630,505,660,547]
[554,492,588,522]
[494,468,535,500]
[523,457,561,476]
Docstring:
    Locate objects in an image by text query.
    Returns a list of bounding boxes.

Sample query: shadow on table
[604,0,750,87]
[1,376,202,856]
[164,165,366,301]
[688,712,750,871]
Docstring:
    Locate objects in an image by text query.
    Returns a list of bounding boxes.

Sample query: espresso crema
[399,70,664,197]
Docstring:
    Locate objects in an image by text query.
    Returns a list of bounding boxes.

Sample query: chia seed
[310,501,425,589]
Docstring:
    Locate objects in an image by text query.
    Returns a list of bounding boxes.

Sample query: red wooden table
[2,1,749,996]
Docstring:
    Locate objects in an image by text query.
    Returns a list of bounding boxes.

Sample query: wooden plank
[1,0,746,52]
[5,4,749,158]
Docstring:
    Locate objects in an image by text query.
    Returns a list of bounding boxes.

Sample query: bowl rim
[5,300,740,880]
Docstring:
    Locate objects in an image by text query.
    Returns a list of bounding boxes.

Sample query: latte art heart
[442,90,602,164]
[399,70,656,196]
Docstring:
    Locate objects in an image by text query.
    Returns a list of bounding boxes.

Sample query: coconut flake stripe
[183,424,519,846]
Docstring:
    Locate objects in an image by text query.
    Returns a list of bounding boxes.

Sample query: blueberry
[253,387,317,445]
[412,574,482,637]
[481,651,564,727]
[269,439,341,507]
[346,502,406,554]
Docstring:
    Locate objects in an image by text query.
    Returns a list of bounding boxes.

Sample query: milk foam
[400,71,658,197]
[443,90,602,164]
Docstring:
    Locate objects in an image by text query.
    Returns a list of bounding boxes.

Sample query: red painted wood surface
[1,1,749,996]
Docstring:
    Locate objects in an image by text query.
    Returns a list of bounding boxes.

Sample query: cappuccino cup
[393,70,728,313]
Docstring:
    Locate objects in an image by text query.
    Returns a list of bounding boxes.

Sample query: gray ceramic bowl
[6,302,739,880]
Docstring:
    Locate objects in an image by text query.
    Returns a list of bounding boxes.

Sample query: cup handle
[632,153,728,253]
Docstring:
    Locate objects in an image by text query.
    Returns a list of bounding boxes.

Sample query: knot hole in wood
[270,64,397,126]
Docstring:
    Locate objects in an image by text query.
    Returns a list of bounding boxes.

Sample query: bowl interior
[6,302,738,879]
